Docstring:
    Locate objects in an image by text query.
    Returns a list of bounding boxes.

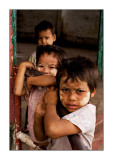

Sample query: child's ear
[91,88,96,97]
[53,34,56,41]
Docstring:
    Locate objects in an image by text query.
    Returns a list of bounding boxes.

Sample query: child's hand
[44,86,58,106]
[35,100,45,117]
[19,61,35,70]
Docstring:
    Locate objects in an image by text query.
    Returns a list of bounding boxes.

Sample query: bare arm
[26,75,56,90]
[44,87,81,139]
[14,62,35,96]
[33,101,49,148]
[34,101,48,141]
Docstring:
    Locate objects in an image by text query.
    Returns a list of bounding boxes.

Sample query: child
[25,20,56,132]
[29,20,56,67]
[43,56,98,150]
[14,45,66,148]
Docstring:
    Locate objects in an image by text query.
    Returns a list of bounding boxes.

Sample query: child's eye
[49,66,55,69]
[39,37,42,40]
[48,65,56,69]
[61,88,69,92]
[38,65,44,68]
[76,89,85,93]
[45,37,49,39]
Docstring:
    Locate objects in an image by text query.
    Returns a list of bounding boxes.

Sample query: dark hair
[56,56,98,93]
[35,20,55,39]
[36,45,66,67]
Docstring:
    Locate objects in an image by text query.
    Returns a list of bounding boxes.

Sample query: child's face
[36,52,58,75]
[37,29,56,45]
[59,76,95,113]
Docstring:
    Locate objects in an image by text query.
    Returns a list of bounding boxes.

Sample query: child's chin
[67,106,80,112]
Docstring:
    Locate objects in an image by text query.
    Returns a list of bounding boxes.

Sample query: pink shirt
[27,87,47,143]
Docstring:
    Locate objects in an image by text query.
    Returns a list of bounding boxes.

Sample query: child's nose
[42,38,47,45]
[68,92,77,101]
[42,67,50,74]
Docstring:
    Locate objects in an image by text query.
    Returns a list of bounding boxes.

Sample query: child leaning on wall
[42,56,98,150]
[29,20,56,67]
[14,45,66,149]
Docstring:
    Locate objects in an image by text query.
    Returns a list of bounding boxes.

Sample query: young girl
[14,45,66,148]
[43,56,98,150]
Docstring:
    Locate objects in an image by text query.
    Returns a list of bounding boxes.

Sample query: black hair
[35,20,55,39]
[36,45,66,67]
[56,56,98,93]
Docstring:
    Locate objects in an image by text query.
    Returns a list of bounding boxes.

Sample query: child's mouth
[67,104,78,109]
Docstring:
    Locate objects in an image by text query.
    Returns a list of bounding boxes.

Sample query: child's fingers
[35,100,45,116]
[47,86,53,91]
[50,86,55,91]
[47,86,57,91]
[28,62,35,69]
[25,61,35,69]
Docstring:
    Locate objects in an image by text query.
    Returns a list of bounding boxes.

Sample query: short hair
[57,56,98,93]
[36,45,66,67]
[35,20,55,39]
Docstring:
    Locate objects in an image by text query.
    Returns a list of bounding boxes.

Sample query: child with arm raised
[43,56,98,150]
[14,45,66,148]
